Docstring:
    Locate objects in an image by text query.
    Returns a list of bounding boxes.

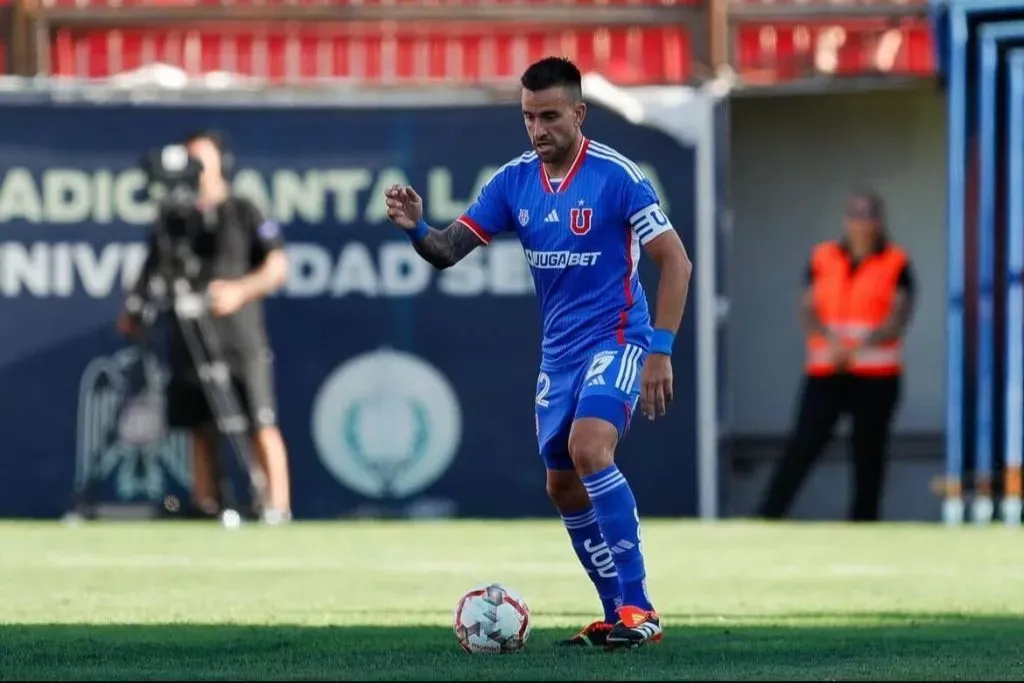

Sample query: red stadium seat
[733,19,934,79]
[33,0,698,83]
[47,22,694,85]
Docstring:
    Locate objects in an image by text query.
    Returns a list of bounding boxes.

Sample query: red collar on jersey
[540,137,590,194]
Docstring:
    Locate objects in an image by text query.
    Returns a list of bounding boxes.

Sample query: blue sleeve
[458,169,513,245]
[624,177,673,246]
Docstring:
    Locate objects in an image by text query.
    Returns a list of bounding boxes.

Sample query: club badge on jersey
[569,206,593,236]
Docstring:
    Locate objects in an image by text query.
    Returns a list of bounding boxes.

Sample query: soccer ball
[453,583,531,653]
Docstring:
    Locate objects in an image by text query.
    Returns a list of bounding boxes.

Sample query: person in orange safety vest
[757,190,916,522]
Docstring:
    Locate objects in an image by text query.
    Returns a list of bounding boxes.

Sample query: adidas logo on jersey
[544,209,560,223]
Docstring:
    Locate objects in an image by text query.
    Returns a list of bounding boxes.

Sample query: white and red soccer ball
[453,583,531,653]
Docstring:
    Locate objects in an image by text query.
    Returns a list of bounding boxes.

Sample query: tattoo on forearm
[413,221,483,269]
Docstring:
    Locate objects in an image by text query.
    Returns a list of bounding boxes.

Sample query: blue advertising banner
[0,99,698,520]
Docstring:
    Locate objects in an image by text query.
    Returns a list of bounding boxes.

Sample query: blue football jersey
[458,138,674,370]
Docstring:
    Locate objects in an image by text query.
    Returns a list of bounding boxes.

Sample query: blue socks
[580,464,654,611]
[561,507,622,624]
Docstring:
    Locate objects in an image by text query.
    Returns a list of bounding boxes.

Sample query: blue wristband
[650,328,675,355]
[408,218,430,243]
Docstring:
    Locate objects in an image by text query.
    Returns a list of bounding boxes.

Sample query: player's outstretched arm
[384,184,483,269]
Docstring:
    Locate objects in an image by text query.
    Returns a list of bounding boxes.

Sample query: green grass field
[2,519,1023,680]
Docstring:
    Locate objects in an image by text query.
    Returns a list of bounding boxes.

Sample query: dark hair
[521,57,583,101]
[183,128,235,177]
[183,128,226,155]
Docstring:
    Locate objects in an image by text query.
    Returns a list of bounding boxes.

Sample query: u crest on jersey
[570,207,594,236]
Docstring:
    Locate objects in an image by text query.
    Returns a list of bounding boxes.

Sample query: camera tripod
[163,276,270,520]
[67,273,269,523]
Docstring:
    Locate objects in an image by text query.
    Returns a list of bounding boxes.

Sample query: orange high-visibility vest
[805,240,908,377]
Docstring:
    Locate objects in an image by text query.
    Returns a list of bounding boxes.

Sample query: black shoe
[558,620,614,647]
[605,606,662,649]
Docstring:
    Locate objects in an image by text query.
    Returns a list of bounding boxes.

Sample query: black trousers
[757,373,901,521]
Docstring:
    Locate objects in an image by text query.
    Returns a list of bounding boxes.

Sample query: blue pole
[973,31,999,524]
[1004,50,1024,527]
[944,6,968,526]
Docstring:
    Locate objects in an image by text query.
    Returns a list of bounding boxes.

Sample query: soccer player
[384,57,692,649]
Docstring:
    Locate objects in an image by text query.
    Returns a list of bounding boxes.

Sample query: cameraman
[119,129,292,524]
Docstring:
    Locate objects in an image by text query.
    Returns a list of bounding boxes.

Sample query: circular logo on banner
[311,349,462,499]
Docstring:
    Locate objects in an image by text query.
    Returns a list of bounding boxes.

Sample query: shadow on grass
[2,614,1023,681]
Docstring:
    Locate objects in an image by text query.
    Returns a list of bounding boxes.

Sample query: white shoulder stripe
[588,141,646,180]
[587,149,643,183]
[589,141,644,177]
[486,151,537,183]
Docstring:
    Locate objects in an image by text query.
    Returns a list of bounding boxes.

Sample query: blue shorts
[535,343,646,470]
